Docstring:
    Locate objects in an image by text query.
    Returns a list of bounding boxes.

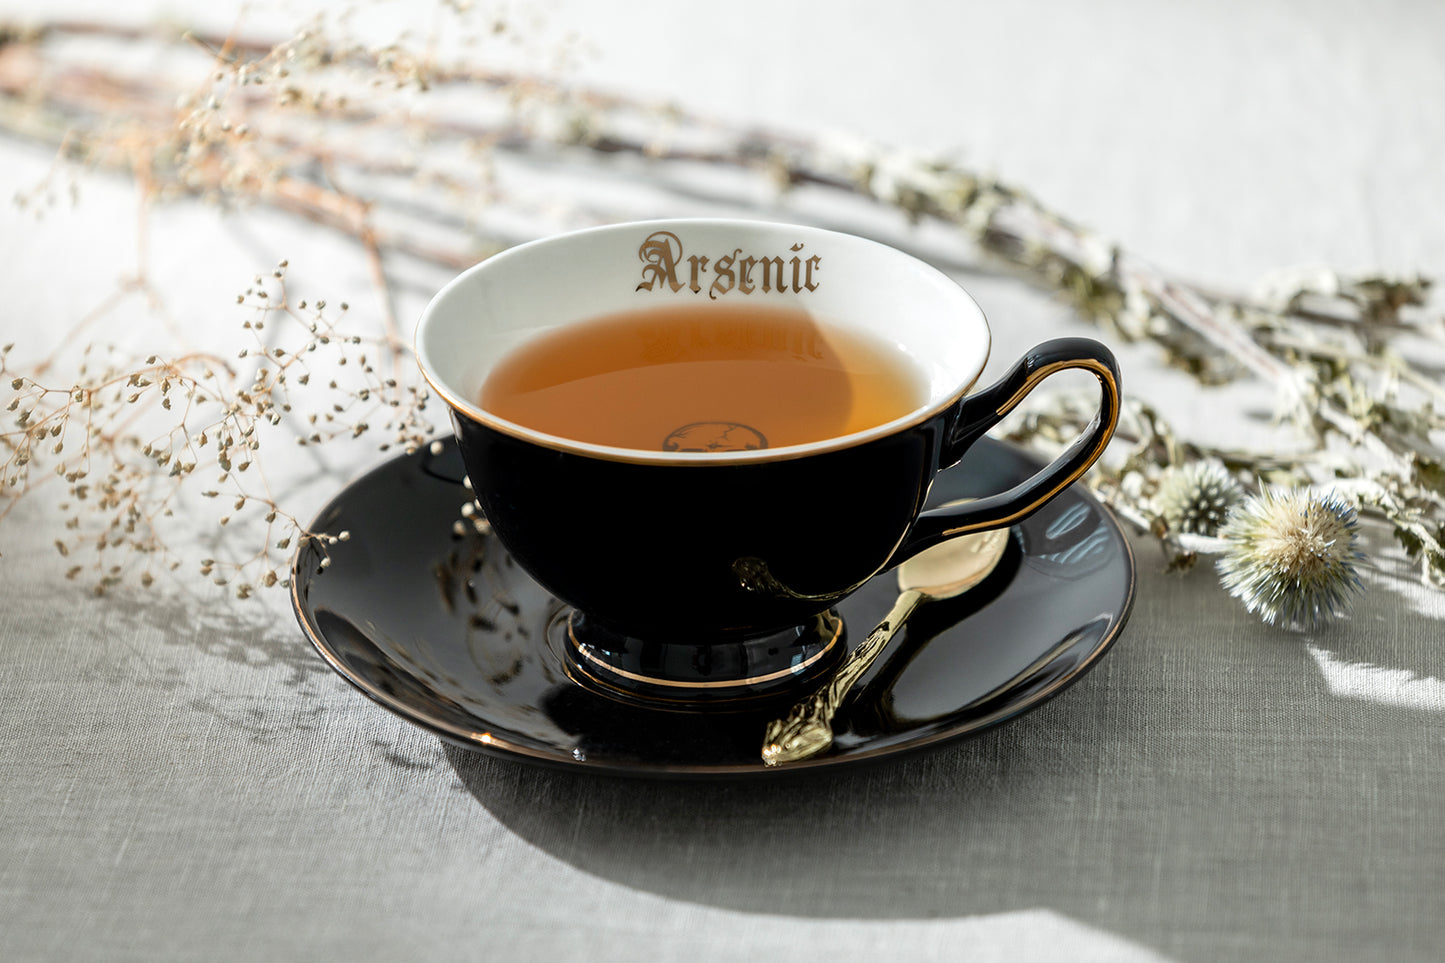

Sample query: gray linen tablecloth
[3,2,1443,960]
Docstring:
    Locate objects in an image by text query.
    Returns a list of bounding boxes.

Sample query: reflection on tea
[479,303,927,451]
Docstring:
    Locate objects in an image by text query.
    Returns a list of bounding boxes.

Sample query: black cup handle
[889,337,1121,564]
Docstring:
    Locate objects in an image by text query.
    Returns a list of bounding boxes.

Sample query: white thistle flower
[1216,488,1364,628]
[1156,460,1244,536]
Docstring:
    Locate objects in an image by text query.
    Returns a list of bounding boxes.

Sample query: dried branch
[0,14,1441,615]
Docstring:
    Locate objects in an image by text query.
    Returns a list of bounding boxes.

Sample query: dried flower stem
[0,15,1441,604]
[1,264,431,594]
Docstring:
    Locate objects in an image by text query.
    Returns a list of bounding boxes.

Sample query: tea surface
[479,304,926,452]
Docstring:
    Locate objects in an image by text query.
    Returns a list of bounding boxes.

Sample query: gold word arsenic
[636,231,821,299]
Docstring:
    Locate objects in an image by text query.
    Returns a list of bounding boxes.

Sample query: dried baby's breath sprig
[0,262,432,594]
[1215,489,1364,629]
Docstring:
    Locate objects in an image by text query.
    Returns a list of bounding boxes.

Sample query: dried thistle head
[1216,488,1364,629]
[1155,459,1244,536]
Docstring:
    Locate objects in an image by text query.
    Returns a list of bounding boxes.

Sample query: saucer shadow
[300,436,1445,959]
[444,550,1445,962]
[442,697,1106,918]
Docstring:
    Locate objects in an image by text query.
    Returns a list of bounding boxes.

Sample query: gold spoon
[761,514,1010,766]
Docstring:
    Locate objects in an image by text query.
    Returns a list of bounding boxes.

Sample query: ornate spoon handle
[761,588,922,766]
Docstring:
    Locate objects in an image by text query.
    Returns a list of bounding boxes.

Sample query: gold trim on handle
[941,357,1120,538]
[995,357,1118,418]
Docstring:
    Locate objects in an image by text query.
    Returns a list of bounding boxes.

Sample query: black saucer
[291,437,1134,777]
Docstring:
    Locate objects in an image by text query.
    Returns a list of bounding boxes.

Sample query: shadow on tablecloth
[446,529,1445,963]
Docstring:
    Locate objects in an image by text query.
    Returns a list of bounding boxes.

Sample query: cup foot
[555,609,845,711]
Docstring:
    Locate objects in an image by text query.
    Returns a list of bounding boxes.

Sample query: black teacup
[416,219,1119,708]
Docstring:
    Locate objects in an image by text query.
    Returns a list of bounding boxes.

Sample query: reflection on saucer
[1018,500,1115,580]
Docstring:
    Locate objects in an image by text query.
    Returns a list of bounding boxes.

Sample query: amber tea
[479,303,927,452]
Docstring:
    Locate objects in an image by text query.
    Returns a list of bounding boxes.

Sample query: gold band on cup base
[558,609,845,711]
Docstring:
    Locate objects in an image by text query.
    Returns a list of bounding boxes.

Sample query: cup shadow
[443,551,1445,963]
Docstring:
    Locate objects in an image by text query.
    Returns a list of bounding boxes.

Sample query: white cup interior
[415,219,991,463]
